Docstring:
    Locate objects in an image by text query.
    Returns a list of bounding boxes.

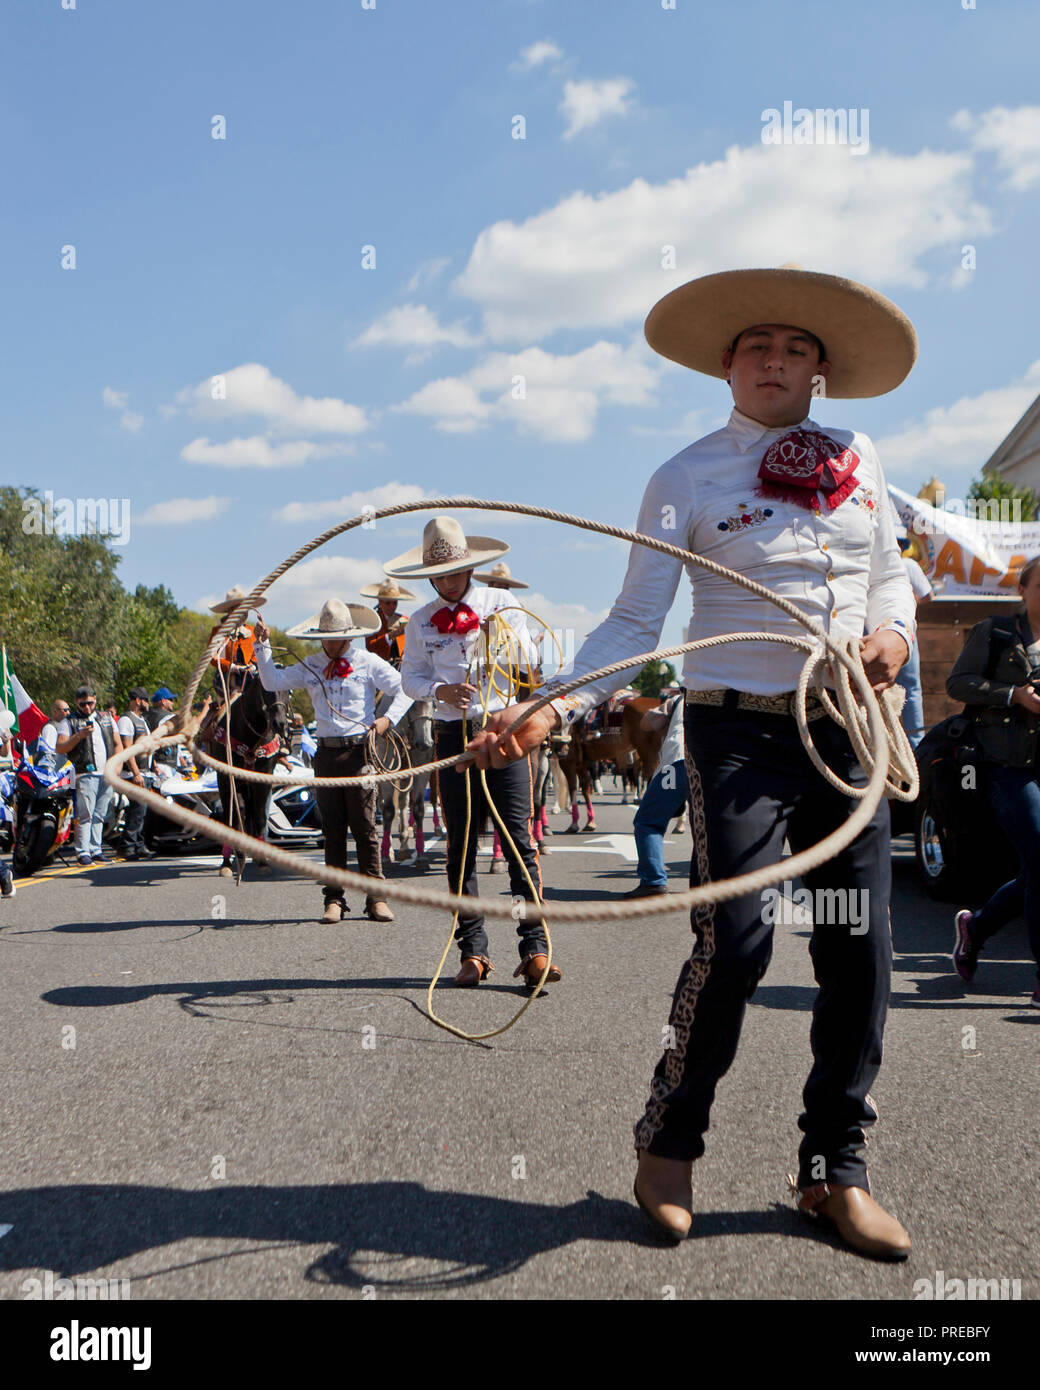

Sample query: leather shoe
[623,882,668,899]
[365,899,394,923]
[633,1152,693,1242]
[795,1181,911,1261]
[513,953,562,989]
[455,956,492,987]
[321,901,345,924]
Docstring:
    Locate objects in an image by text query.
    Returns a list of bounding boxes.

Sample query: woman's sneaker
[0,867,15,898]
[953,910,979,983]
[1030,980,1040,1009]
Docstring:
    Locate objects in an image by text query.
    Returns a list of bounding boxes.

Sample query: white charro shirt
[548,408,915,720]
[255,641,411,738]
[400,581,540,723]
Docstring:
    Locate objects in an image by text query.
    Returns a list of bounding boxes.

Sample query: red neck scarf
[430,602,479,635]
[756,429,860,511]
[323,656,353,679]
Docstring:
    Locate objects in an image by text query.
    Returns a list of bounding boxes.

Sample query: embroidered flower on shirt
[717,503,775,533]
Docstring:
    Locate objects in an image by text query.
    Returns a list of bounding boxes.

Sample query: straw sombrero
[474,561,529,590]
[286,599,380,641]
[210,584,267,615]
[384,517,509,580]
[359,578,418,601]
[644,265,917,398]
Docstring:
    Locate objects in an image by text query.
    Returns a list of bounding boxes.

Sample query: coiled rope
[105,498,918,979]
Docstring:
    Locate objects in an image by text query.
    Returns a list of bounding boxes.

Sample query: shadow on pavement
[0,1181,698,1291]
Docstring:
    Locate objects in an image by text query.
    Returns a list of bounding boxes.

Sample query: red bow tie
[323,657,353,679]
[430,603,479,635]
[756,429,860,511]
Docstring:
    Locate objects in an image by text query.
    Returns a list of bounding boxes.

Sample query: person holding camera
[948,555,1040,1007]
[55,684,124,866]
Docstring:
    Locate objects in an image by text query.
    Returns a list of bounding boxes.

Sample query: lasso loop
[105,499,918,945]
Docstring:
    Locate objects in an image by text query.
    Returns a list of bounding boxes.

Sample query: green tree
[967,475,1039,523]
[632,659,677,697]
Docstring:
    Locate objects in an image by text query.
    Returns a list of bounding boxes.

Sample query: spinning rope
[106,498,919,1039]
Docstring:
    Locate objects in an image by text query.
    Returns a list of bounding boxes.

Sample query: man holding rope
[470,265,917,1259]
[254,599,411,924]
[388,517,559,989]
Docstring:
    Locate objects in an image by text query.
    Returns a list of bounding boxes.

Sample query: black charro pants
[633,702,892,1193]
[434,720,545,961]
[313,742,385,906]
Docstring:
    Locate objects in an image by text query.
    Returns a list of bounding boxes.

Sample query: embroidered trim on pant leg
[634,737,716,1150]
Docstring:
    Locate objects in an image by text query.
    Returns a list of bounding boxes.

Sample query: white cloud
[120,411,144,433]
[273,482,436,524]
[137,496,232,526]
[454,142,992,344]
[513,39,563,71]
[176,363,369,436]
[254,554,396,628]
[952,104,1040,191]
[354,303,479,353]
[560,77,636,139]
[181,436,350,469]
[102,387,128,410]
[395,338,659,441]
[519,592,609,676]
[875,359,1040,488]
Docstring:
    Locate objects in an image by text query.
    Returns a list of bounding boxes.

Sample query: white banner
[888,484,1038,598]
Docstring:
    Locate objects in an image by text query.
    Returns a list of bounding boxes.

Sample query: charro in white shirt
[400,582,539,723]
[255,641,411,737]
[548,408,915,718]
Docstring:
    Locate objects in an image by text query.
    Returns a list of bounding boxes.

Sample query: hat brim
[644,268,917,398]
[286,605,380,641]
[359,583,418,600]
[383,535,510,580]
[210,595,267,614]
[473,571,529,589]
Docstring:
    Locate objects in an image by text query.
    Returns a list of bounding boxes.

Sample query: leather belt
[317,734,366,748]
[685,688,828,722]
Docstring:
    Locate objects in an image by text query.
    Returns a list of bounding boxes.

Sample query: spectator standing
[0,715,15,896]
[626,689,688,898]
[949,554,1040,1008]
[35,699,71,774]
[894,537,933,747]
[55,685,124,866]
[116,686,155,860]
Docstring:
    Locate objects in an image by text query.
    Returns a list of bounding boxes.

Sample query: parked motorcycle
[7,757,76,876]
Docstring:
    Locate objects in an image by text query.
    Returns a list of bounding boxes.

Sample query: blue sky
[4,0,1040,668]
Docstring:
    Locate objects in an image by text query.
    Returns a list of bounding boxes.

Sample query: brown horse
[555,697,665,829]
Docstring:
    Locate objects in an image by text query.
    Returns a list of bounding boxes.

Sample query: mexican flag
[1,646,48,743]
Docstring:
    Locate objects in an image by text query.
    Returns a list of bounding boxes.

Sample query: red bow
[323,657,353,679]
[756,429,860,511]
[430,603,480,635]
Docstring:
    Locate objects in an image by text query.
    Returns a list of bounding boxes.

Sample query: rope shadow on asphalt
[0,1182,827,1292]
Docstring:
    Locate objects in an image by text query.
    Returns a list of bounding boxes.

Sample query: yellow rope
[422,605,559,1040]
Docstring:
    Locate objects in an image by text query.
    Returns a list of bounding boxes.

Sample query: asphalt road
[0,789,1036,1303]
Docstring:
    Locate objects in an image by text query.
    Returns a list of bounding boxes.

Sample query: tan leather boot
[795,1181,911,1261]
[633,1151,694,1241]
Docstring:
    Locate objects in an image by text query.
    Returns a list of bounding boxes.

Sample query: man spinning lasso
[470,265,917,1260]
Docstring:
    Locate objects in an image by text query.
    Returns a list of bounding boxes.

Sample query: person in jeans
[116,686,155,860]
[55,685,124,866]
[0,718,15,897]
[949,554,1040,1008]
[626,689,688,898]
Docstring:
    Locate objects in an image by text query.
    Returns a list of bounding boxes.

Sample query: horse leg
[491,824,505,871]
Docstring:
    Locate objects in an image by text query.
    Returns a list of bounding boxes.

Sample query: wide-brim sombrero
[286,599,380,641]
[359,579,418,601]
[210,584,268,615]
[474,561,529,590]
[644,265,917,398]
[384,516,510,580]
